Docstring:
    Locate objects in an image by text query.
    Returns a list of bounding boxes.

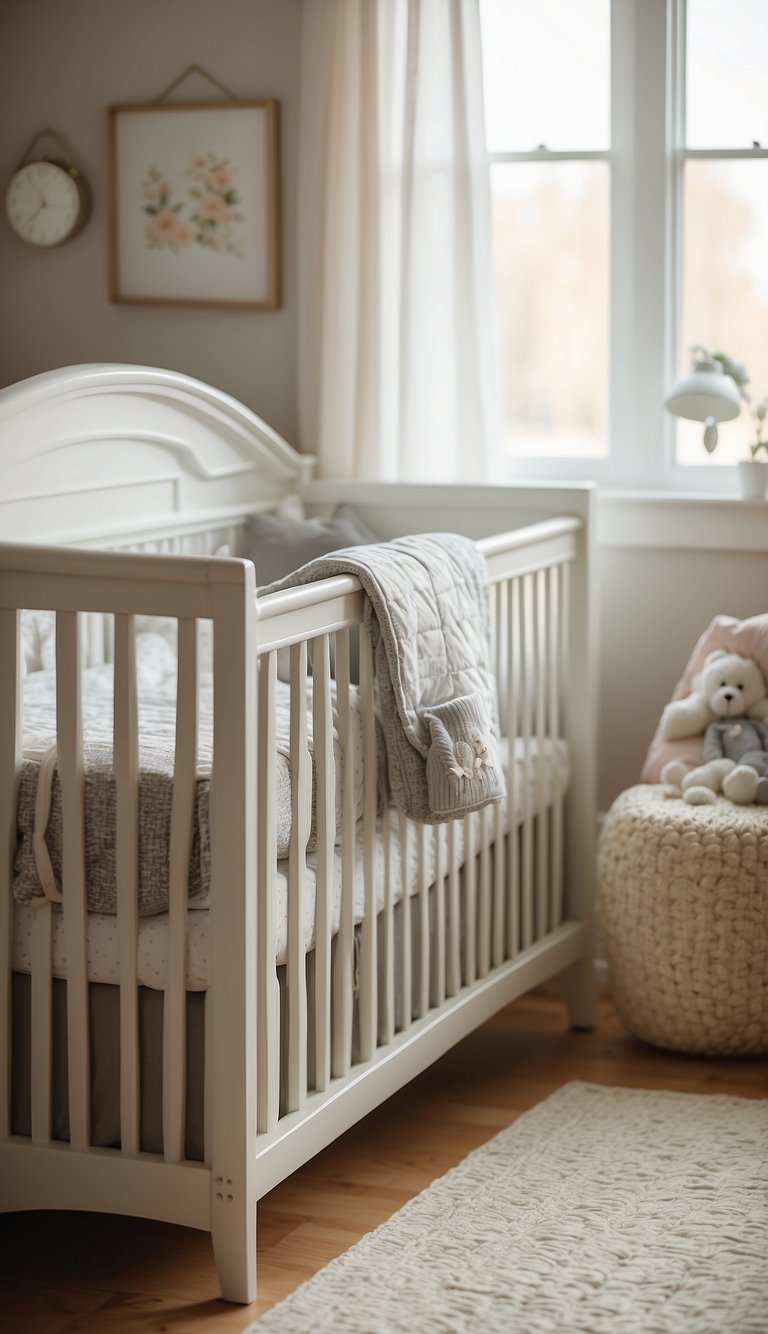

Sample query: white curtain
[297,0,504,480]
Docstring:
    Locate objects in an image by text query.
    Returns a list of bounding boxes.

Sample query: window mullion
[611,0,670,487]
[664,0,686,484]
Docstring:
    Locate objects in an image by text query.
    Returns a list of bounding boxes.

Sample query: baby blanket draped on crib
[262,532,506,823]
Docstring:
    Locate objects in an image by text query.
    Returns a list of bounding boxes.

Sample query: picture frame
[108,100,280,309]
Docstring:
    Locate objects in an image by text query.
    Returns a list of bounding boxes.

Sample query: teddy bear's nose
[723,691,734,701]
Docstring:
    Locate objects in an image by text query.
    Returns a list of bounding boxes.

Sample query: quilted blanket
[262,534,506,822]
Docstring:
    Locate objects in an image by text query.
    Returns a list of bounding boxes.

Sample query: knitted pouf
[599,785,768,1055]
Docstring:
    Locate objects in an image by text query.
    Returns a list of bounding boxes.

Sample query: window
[480,0,768,489]
[481,0,610,460]
[676,0,768,465]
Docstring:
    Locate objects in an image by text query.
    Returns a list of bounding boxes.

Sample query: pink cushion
[641,613,768,783]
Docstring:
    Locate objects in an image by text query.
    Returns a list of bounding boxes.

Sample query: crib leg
[211,1194,257,1304]
[556,957,597,1031]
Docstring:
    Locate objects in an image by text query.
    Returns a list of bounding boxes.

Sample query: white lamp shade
[665,360,742,424]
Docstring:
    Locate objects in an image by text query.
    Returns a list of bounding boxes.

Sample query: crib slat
[463,814,476,988]
[114,613,140,1155]
[56,612,90,1148]
[535,570,549,941]
[287,640,310,1112]
[104,614,115,667]
[332,630,355,1076]
[492,754,506,967]
[257,651,280,1131]
[552,562,569,926]
[552,565,565,928]
[446,820,461,997]
[520,576,534,951]
[30,901,53,1141]
[506,578,520,959]
[431,825,446,1008]
[492,581,507,968]
[399,814,412,1029]
[163,617,197,1162]
[478,807,492,978]
[417,824,429,1020]
[380,805,395,1045]
[358,630,378,1061]
[312,636,335,1093]
[493,583,504,734]
[0,609,22,1138]
[88,613,103,666]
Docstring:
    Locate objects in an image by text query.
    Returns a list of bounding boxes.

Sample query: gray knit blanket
[262,534,506,823]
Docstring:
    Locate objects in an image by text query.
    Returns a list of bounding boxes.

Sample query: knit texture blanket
[262,534,506,823]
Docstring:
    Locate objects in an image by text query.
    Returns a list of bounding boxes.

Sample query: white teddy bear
[660,649,768,805]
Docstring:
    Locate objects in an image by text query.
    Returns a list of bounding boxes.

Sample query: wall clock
[5,130,91,247]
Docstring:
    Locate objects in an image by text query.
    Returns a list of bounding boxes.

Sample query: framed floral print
[108,100,280,309]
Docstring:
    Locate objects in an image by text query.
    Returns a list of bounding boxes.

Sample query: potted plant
[691,346,768,498]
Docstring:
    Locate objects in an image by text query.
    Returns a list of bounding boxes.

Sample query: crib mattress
[16,650,366,914]
[12,733,568,987]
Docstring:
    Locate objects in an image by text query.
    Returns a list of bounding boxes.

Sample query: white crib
[0,364,597,1303]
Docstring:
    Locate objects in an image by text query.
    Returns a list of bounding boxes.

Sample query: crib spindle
[30,902,53,1142]
[431,825,446,1008]
[552,562,569,927]
[535,570,550,941]
[287,640,310,1112]
[446,820,461,997]
[380,806,395,1045]
[492,579,507,968]
[519,577,534,951]
[399,814,412,1028]
[417,824,430,1020]
[312,635,335,1093]
[0,611,22,1138]
[463,814,476,988]
[257,650,280,1131]
[478,806,492,978]
[114,613,140,1154]
[332,629,354,1077]
[506,578,520,960]
[163,617,197,1161]
[56,611,90,1148]
[547,566,561,932]
[358,629,378,1061]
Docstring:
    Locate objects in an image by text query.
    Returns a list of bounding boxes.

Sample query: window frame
[488,0,768,494]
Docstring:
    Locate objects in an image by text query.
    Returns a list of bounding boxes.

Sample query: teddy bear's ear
[703,649,728,668]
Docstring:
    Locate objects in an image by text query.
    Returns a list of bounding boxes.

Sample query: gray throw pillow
[247,505,380,684]
[244,505,379,588]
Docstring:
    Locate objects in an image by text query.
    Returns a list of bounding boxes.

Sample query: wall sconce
[665,354,741,451]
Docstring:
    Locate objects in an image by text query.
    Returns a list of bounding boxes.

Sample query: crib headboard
[0,364,315,549]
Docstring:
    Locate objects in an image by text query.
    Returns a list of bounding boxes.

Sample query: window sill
[596,490,767,551]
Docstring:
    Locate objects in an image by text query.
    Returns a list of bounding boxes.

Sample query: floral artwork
[110,100,279,308]
[141,154,245,257]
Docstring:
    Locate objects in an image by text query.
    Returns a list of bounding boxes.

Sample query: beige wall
[0,0,301,444]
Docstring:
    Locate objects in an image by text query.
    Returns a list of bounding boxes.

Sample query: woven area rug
[247,1081,768,1333]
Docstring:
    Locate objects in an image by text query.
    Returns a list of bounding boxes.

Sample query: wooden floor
[1,988,765,1332]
